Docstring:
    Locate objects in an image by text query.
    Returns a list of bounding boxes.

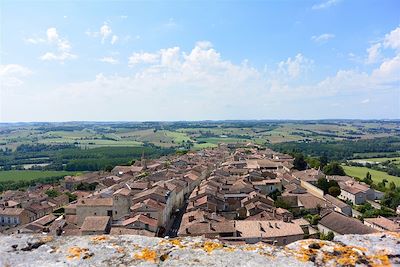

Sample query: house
[230,220,304,245]
[48,194,69,210]
[26,202,53,220]
[318,211,377,235]
[252,179,282,195]
[338,181,374,205]
[80,216,111,235]
[179,221,236,239]
[364,216,400,232]
[23,214,57,233]
[292,169,325,185]
[76,198,113,225]
[119,214,158,233]
[0,208,35,226]
[109,227,156,236]
[324,194,352,216]
[130,198,166,226]
[112,188,132,219]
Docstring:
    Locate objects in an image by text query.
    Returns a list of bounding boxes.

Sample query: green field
[353,157,400,165]
[0,170,76,182]
[192,142,218,150]
[342,165,400,186]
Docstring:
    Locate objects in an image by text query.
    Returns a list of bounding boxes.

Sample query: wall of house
[317,223,339,236]
[76,206,113,226]
[112,195,130,220]
[300,180,324,199]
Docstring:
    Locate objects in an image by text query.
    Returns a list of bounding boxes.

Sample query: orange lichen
[223,247,236,252]
[203,241,223,253]
[40,236,54,243]
[293,241,393,267]
[67,246,89,260]
[134,248,157,262]
[115,247,125,253]
[91,235,108,243]
[169,239,183,247]
[244,246,257,251]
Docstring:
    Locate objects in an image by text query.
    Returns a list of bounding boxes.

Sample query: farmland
[0,120,399,176]
[0,170,77,182]
[342,165,400,186]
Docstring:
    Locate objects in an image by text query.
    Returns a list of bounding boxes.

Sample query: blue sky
[0,0,399,121]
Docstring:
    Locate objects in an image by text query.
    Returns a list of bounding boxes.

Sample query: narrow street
[165,201,188,237]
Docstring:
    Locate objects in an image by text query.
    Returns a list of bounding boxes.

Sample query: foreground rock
[0,233,399,266]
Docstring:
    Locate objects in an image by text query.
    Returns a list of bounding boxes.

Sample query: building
[364,216,400,232]
[318,211,376,235]
[229,220,304,245]
[323,194,352,216]
[76,198,113,225]
[0,208,35,226]
[80,216,111,235]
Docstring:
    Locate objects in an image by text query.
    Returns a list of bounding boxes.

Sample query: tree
[320,231,334,241]
[323,162,346,176]
[363,172,373,185]
[45,189,60,198]
[389,181,396,191]
[104,165,113,172]
[328,186,341,197]
[65,192,77,202]
[319,155,328,168]
[293,153,307,171]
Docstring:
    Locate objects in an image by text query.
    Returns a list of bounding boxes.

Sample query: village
[1,143,399,245]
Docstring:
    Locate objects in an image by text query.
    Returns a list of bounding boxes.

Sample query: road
[165,201,188,237]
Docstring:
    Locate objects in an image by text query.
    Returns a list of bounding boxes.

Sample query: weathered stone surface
[0,233,398,266]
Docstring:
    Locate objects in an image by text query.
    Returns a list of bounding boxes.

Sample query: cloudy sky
[0,0,399,122]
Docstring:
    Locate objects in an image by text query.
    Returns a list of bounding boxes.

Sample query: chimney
[269,222,273,228]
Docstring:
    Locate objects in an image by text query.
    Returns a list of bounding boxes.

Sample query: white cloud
[100,23,112,43]
[27,27,77,62]
[0,64,32,87]
[7,26,400,121]
[383,26,400,50]
[365,26,400,64]
[87,23,119,44]
[46,27,59,42]
[32,39,396,121]
[366,43,382,64]
[128,52,160,66]
[277,53,313,79]
[25,37,46,44]
[111,35,119,45]
[361,99,370,104]
[99,56,119,64]
[312,0,340,10]
[311,33,335,43]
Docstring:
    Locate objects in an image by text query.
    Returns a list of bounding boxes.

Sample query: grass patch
[342,165,400,186]
[0,170,76,182]
[192,142,218,150]
[352,157,400,165]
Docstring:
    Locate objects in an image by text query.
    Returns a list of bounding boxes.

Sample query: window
[107,210,112,217]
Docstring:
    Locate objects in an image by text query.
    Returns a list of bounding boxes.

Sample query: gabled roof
[80,216,110,232]
[319,211,376,235]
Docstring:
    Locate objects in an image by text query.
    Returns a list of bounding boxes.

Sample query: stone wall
[0,232,399,266]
